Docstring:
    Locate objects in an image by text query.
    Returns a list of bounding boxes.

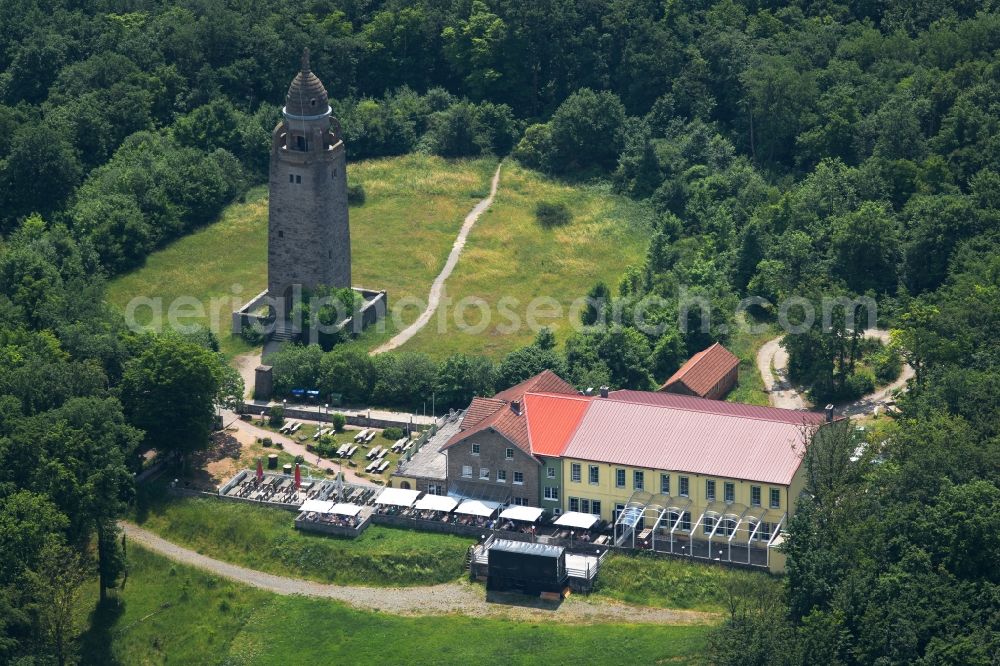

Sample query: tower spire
[301,47,311,74]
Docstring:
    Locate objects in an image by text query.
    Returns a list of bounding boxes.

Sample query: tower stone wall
[267,50,351,307]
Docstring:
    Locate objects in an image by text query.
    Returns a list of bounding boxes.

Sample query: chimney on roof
[599,386,609,398]
[511,400,522,415]
[825,404,835,422]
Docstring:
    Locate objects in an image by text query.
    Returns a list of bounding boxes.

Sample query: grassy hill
[106,155,652,360]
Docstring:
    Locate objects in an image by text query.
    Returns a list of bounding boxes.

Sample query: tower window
[328,251,332,258]
[295,135,306,151]
[289,174,294,183]
[295,175,301,184]
[278,231,283,238]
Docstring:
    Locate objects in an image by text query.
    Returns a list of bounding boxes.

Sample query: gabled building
[660,342,740,400]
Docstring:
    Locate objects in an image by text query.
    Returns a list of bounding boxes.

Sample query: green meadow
[106,156,652,360]
[76,546,713,665]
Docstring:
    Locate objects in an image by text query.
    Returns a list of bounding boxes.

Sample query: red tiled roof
[523,392,593,457]
[460,397,505,430]
[494,369,577,402]
[563,396,824,485]
[443,400,531,454]
[608,390,830,426]
[661,342,740,397]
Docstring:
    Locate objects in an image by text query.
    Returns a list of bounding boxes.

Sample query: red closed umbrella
[256,458,264,482]
[294,462,301,489]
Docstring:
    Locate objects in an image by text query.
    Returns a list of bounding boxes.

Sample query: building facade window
[505,448,514,460]
[514,497,528,506]
[579,498,591,514]
[295,174,301,183]
[479,468,489,480]
[660,474,670,495]
[544,487,559,501]
[706,479,716,501]
[462,466,472,477]
[569,498,579,512]
[513,471,524,485]
[633,470,644,490]
[591,500,602,516]
[615,468,626,488]
[547,467,556,479]
[681,511,691,531]
[724,482,735,503]
[703,516,716,535]
[760,521,773,541]
[471,443,480,456]
[428,484,444,496]
[679,476,689,497]
[614,503,625,522]
[589,465,599,484]
[497,470,506,482]
[770,488,781,509]
[751,485,761,507]
[571,463,581,482]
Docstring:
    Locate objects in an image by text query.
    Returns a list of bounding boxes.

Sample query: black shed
[486,539,567,595]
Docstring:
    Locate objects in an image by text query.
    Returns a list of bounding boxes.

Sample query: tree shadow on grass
[78,597,125,666]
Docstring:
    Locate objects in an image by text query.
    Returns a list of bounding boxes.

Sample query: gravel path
[122,522,715,625]
[757,329,914,418]
[371,163,503,354]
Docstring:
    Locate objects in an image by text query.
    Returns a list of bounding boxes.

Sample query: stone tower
[268,48,350,308]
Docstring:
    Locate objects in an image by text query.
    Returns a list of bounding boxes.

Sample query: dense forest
[1,0,999,663]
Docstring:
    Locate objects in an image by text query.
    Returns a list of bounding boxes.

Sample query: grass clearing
[77,546,713,665]
[131,490,473,586]
[398,163,655,358]
[106,155,498,358]
[593,551,780,613]
[725,314,776,407]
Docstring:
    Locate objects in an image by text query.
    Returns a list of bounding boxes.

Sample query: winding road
[371,162,504,354]
[756,329,914,418]
[122,522,714,625]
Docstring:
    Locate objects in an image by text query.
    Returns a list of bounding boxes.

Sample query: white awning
[300,499,334,513]
[375,487,421,507]
[499,505,545,522]
[329,502,363,517]
[455,499,501,517]
[414,494,458,512]
[554,511,600,530]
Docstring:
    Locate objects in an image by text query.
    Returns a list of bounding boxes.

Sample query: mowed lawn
[132,491,474,586]
[105,154,498,357]
[76,546,712,665]
[398,163,654,359]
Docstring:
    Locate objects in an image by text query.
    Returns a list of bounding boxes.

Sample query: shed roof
[489,539,564,558]
[660,342,740,397]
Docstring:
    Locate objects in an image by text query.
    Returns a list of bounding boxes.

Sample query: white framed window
[615,468,626,488]
[479,468,489,480]
[544,486,559,500]
[497,470,506,483]
[546,467,556,479]
[614,503,625,522]
[569,498,579,512]
[471,443,480,456]
[633,470,644,491]
[505,448,514,460]
[571,463,581,482]
[770,488,781,509]
[514,497,528,506]
[580,498,591,514]
[513,471,524,485]
[589,465,599,484]
[462,465,472,478]
[679,476,689,497]
[703,516,715,535]
[660,473,670,495]
[591,500,601,516]
[681,511,691,531]
[751,485,761,507]
[706,479,716,501]
[724,482,735,503]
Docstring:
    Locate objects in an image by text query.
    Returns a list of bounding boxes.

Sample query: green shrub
[331,412,346,432]
[347,183,366,206]
[535,201,572,227]
[240,322,265,345]
[268,405,284,426]
[870,347,903,383]
[274,442,283,450]
[845,368,877,399]
[294,455,304,464]
[262,437,273,448]
[382,426,404,440]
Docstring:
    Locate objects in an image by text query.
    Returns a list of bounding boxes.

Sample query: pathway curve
[371,162,503,354]
[756,329,914,418]
[122,522,714,625]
